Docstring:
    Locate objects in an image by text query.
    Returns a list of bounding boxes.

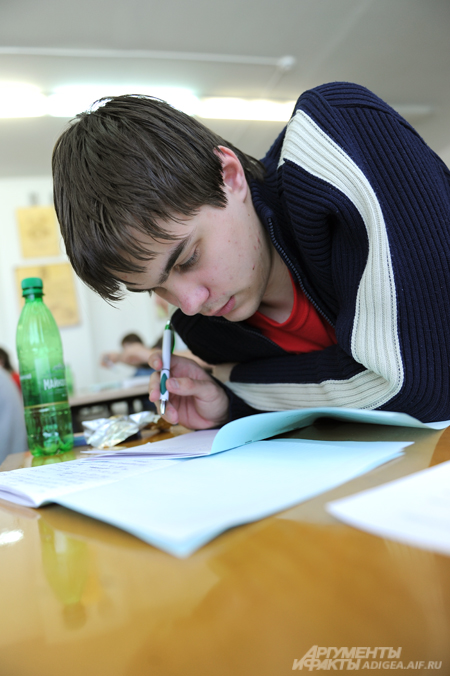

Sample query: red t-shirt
[247,275,337,353]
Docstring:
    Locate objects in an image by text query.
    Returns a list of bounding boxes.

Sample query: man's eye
[178,249,199,272]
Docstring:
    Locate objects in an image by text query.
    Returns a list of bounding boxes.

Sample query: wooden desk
[0,420,449,675]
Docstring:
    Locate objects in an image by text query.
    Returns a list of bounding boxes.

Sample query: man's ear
[215,146,248,199]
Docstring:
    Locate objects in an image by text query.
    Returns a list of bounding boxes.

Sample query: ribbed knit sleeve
[226,83,450,422]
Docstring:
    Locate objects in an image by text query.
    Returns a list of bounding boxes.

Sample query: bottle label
[20,359,69,407]
[42,377,66,391]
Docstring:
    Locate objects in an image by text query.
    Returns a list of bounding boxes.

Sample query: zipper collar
[250,177,335,328]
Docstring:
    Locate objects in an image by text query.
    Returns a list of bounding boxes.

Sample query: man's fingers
[166,376,220,401]
[162,401,179,424]
[148,371,161,402]
[148,363,228,428]
[148,351,162,370]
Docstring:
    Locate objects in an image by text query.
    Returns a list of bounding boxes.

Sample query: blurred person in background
[101,331,210,376]
[101,332,156,376]
[0,366,28,463]
[0,347,21,390]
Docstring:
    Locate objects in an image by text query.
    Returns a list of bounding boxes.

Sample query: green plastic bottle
[16,277,74,456]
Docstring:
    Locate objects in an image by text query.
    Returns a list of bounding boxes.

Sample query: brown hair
[121,333,144,346]
[52,94,265,301]
[0,347,13,372]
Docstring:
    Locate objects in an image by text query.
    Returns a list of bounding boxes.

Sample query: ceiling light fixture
[389,103,434,120]
[0,83,47,118]
[197,97,295,122]
[47,85,200,117]
[0,82,295,122]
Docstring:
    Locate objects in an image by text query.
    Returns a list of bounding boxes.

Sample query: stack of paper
[81,407,450,458]
[81,429,219,458]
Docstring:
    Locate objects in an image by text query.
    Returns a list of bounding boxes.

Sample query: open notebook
[0,407,446,556]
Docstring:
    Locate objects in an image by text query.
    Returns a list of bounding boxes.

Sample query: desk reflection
[0,422,449,675]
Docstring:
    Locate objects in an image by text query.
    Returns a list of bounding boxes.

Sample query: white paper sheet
[80,407,449,459]
[0,456,177,507]
[327,459,450,556]
[81,429,219,458]
[58,438,409,557]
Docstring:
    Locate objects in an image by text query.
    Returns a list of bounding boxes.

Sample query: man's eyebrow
[157,235,192,287]
[126,235,192,294]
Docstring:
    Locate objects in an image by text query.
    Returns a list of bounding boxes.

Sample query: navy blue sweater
[172,82,450,422]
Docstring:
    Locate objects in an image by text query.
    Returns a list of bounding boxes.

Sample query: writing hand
[148,353,229,429]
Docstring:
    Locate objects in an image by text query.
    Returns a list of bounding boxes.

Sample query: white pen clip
[160,321,173,415]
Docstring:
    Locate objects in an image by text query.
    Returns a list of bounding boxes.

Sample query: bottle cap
[21,277,43,297]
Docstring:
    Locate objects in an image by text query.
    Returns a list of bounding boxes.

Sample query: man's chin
[223,300,256,323]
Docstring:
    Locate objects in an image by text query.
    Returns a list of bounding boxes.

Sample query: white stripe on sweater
[228,109,404,412]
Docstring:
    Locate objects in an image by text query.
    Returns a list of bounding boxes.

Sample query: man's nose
[170,281,209,316]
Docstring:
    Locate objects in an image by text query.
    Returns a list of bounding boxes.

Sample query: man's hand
[148,353,229,429]
[100,351,120,368]
[120,342,153,366]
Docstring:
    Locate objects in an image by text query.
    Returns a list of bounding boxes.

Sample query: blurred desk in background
[69,377,152,431]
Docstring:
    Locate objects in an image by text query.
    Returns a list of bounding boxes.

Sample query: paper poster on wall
[16,206,61,258]
[15,263,80,327]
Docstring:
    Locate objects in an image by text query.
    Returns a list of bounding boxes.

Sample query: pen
[160,321,174,415]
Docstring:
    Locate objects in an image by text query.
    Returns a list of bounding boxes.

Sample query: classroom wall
[0,176,167,392]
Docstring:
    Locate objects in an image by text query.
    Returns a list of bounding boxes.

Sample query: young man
[52,82,450,428]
